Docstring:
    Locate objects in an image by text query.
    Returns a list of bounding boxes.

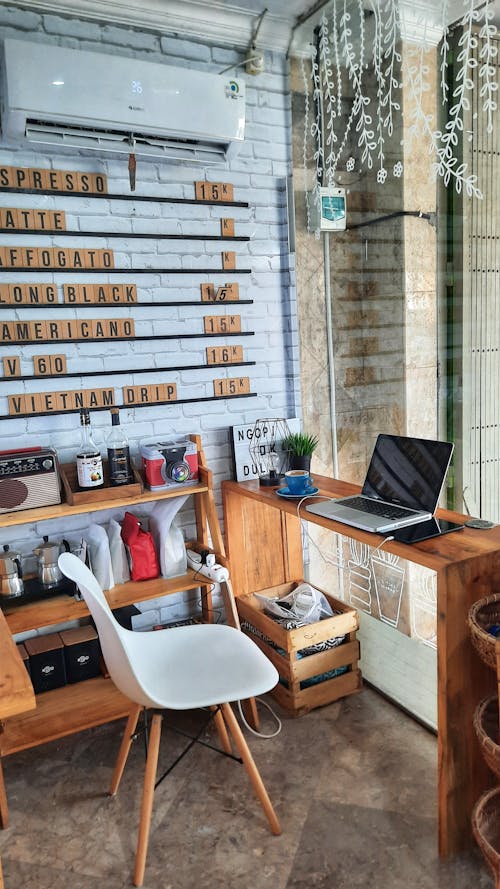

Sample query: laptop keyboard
[340,496,416,520]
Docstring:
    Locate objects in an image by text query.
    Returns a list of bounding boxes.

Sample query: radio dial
[42,459,53,470]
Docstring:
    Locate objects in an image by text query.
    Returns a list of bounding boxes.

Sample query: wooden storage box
[25,632,66,694]
[60,460,143,506]
[60,625,101,684]
[237,580,362,716]
[16,642,31,678]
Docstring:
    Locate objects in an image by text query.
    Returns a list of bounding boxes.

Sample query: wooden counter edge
[0,610,35,720]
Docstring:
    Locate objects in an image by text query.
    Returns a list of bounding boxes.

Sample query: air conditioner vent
[25,120,228,164]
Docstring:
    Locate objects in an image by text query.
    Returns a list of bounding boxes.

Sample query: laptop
[305,434,454,533]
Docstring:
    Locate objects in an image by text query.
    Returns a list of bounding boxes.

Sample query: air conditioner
[0,39,245,164]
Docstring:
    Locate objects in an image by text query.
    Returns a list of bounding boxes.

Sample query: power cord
[191,568,282,737]
[237,698,282,738]
[295,492,331,519]
[374,535,395,550]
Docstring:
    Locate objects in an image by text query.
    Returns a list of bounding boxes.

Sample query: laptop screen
[362,435,454,513]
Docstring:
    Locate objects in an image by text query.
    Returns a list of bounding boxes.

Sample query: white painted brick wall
[357,612,438,729]
[0,6,299,614]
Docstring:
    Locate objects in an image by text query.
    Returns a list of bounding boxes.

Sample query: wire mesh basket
[468,595,500,670]
[472,787,500,888]
[474,696,500,779]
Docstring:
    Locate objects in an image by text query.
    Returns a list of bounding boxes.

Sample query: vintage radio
[140,438,198,491]
[0,447,61,513]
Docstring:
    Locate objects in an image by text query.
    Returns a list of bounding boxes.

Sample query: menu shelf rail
[0,229,250,241]
[0,188,249,208]
[8,360,256,384]
[0,390,257,422]
[0,300,252,310]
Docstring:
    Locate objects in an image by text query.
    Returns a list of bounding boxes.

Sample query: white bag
[162,519,187,578]
[86,523,115,591]
[108,519,130,585]
[255,582,334,626]
[149,496,188,578]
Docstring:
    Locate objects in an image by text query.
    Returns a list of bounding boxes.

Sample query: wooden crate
[60,461,143,505]
[237,580,362,716]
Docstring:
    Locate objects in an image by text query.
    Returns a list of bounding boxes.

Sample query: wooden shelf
[0,438,234,827]
[0,480,208,529]
[3,570,205,635]
[0,676,130,756]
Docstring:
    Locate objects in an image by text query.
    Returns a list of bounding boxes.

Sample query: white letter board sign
[230,418,300,482]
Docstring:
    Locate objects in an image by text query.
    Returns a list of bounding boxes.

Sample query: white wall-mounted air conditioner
[0,39,245,164]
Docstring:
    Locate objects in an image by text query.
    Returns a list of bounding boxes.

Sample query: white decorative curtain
[301,0,498,226]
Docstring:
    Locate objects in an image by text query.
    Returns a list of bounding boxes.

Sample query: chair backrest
[58,552,154,707]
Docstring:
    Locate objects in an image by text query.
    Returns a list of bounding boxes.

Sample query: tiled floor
[0,687,492,888]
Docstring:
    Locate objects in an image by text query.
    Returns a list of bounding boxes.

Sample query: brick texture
[0,6,297,593]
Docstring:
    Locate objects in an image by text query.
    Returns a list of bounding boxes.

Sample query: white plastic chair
[58,552,281,887]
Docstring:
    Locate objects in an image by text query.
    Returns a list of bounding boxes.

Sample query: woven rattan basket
[472,787,500,888]
[468,595,500,670]
[474,696,500,779]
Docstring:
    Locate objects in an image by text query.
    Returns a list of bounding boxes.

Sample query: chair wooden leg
[109,704,142,796]
[221,703,281,836]
[134,712,163,888]
[212,706,232,755]
[0,855,4,889]
[0,760,8,829]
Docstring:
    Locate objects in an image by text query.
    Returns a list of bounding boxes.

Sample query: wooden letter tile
[45,170,63,191]
[8,395,26,415]
[3,356,21,377]
[0,285,11,305]
[91,173,108,194]
[200,283,215,302]
[221,218,235,237]
[0,167,16,188]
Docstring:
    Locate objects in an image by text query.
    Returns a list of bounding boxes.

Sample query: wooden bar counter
[0,609,35,888]
[222,475,500,859]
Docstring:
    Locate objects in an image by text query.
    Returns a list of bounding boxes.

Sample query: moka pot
[0,544,24,597]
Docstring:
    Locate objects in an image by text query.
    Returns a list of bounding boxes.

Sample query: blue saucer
[276,486,319,500]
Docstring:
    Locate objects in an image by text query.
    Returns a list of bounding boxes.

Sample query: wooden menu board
[0,248,114,269]
[0,209,66,231]
[0,166,107,193]
[1,319,134,343]
[9,387,115,415]
[0,284,57,305]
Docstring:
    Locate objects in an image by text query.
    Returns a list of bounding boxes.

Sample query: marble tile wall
[290,48,440,719]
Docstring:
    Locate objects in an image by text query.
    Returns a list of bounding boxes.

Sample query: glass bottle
[76,409,104,489]
[106,408,133,486]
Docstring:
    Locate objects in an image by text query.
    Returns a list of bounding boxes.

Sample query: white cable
[323,232,339,479]
[237,697,282,739]
[374,535,394,551]
[305,524,343,571]
[295,492,333,519]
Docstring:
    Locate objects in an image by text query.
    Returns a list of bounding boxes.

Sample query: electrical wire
[191,560,282,738]
[347,210,435,231]
[237,698,282,738]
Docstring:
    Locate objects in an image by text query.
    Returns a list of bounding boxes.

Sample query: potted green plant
[282,431,319,472]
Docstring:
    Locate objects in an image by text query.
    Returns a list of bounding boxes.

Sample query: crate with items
[237,580,362,716]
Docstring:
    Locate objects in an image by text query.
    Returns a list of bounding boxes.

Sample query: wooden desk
[222,475,500,859]
[0,609,35,888]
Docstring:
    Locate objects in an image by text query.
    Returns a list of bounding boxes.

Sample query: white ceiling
[2,0,499,54]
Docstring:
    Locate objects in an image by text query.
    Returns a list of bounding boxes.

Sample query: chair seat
[121,622,279,710]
